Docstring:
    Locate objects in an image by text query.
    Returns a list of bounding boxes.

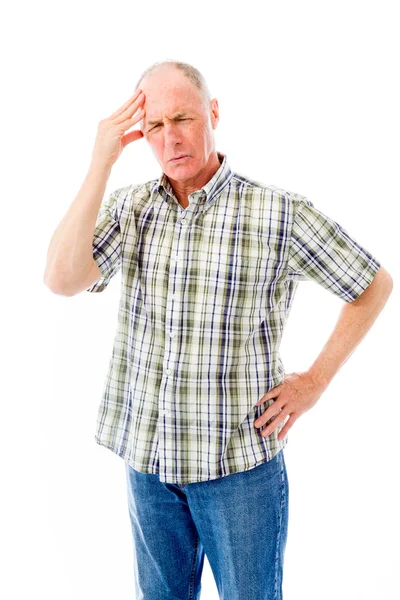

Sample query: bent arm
[307,266,394,391]
[43,161,111,295]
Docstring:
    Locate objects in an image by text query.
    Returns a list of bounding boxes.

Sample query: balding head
[135,60,212,114]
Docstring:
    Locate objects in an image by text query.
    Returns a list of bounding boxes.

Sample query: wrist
[307,367,331,392]
[88,160,112,178]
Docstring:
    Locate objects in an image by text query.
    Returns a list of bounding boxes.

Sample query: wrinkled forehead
[139,75,205,127]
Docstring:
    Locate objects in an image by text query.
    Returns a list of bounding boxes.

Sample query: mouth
[169,154,189,162]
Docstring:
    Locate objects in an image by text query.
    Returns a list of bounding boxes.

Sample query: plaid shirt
[86,151,381,484]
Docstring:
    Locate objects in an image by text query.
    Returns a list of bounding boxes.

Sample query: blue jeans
[124,449,289,600]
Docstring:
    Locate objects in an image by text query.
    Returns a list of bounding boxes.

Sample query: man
[43,60,393,599]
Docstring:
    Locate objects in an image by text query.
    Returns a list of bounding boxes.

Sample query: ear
[210,98,219,130]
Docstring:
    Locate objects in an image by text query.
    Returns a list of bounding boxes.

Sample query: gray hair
[134,60,212,109]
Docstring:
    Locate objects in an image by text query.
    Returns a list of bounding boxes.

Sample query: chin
[165,160,196,177]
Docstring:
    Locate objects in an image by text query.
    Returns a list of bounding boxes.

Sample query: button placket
[161,203,196,432]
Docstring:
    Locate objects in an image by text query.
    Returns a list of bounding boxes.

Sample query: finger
[278,413,298,441]
[121,128,144,148]
[110,89,143,118]
[261,410,289,437]
[124,107,145,132]
[255,383,283,406]
[114,94,146,126]
[109,89,143,119]
[254,398,285,428]
[277,418,293,441]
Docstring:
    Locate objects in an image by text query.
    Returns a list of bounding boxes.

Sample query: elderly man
[44,60,393,599]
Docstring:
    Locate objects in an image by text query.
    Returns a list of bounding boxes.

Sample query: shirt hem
[94,433,289,485]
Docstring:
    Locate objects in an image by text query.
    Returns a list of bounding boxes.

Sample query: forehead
[140,70,204,123]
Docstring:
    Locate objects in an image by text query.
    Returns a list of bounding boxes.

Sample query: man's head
[134,61,219,185]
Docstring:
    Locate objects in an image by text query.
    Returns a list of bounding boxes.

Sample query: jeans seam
[273,451,285,600]
[188,533,200,599]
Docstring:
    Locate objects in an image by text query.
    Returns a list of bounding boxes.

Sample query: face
[139,67,219,183]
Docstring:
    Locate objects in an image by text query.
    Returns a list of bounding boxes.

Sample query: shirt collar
[151,151,233,211]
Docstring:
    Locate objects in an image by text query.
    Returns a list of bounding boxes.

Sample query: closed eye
[149,118,190,131]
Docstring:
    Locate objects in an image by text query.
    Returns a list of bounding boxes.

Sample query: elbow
[43,272,72,297]
[374,266,394,295]
[381,267,394,295]
[43,279,69,296]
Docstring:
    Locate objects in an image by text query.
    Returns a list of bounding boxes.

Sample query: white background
[1,0,399,598]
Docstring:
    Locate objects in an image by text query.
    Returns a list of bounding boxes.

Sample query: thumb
[121,130,144,147]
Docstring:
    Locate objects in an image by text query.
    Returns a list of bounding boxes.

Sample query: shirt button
[169,331,175,338]
[166,369,171,375]
[181,218,186,225]
[175,255,180,261]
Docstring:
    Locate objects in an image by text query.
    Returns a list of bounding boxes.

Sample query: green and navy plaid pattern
[87,151,381,484]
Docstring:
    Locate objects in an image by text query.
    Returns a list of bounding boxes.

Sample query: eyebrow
[147,111,189,127]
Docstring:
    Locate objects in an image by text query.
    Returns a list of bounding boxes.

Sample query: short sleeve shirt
[86,151,381,484]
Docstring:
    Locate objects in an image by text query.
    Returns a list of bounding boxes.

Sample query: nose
[163,122,183,148]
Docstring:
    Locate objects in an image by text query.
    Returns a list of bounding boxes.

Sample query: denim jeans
[124,449,289,600]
